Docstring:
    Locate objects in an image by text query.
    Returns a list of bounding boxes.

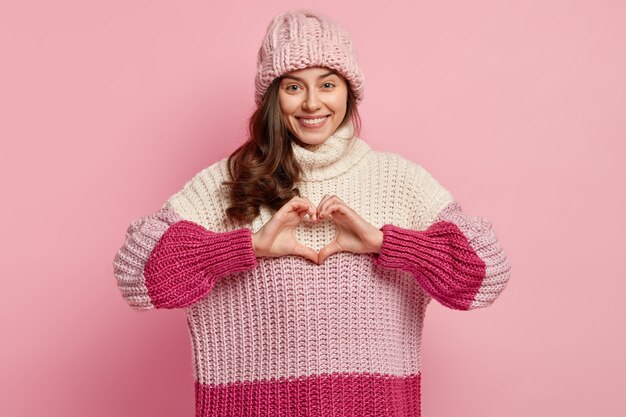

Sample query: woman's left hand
[316,195,384,264]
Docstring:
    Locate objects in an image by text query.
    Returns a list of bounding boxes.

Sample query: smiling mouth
[297,115,330,125]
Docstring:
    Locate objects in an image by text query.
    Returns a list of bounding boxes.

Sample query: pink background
[1,0,624,416]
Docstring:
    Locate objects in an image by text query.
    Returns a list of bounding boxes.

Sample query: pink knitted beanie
[254,9,365,106]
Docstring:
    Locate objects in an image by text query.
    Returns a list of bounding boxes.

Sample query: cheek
[329,95,348,116]
[278,94,298,117]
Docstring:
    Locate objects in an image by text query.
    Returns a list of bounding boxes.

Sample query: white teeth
[300,116,327,125]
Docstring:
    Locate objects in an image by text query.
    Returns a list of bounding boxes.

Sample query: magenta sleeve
[373,201,511,310]
[144,220,258,309]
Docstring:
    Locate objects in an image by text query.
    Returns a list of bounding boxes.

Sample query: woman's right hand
[252,195,319,263]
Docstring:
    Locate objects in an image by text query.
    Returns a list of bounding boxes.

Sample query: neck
[291,122,371,182]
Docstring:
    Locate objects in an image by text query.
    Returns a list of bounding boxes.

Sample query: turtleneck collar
[291,122,371,182]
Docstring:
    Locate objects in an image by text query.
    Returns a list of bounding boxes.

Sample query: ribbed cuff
[373,224,432,271]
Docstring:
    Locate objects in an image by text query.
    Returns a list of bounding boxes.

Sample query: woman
[113,9,511,416]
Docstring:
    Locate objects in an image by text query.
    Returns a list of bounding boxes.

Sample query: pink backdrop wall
[1,0,624,416]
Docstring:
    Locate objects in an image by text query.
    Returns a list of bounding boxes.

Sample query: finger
[317,194,334,212]
[320,201,350,221]
[318,194,332,209]
[316,194,332,220]
[317,194,339,219]
[274,200,309,226]
[292,243,319,264]
[285,199,312,216]
[297,195,318,221]
[318,240,341,264]
[290,196,316,219]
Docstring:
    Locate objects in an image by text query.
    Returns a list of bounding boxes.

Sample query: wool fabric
[254,9,365,106]
[113,122,511,416]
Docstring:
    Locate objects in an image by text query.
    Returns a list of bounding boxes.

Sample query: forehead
[281,66,341,81]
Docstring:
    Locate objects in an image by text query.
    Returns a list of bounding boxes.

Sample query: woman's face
[278,66,348,147]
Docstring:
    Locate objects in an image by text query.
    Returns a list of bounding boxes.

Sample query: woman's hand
[252,195,319,263]
[316,195,383,264]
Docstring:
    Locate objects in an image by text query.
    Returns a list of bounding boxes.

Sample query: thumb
[318,240,341,264]
[292,243,319,264]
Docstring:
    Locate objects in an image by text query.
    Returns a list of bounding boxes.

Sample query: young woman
[113,9,511,416]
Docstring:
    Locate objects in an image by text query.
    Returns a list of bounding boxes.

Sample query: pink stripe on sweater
[194,372,421,417]
[186,252,428,385]
[113,205,182,309]
[435,201,511,309]
[145,221,258,309]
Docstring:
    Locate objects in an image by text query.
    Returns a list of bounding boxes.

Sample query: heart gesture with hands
[315,194,383,264]
[252,194,384,265]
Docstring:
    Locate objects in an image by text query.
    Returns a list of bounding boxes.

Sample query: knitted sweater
[113,123,511,417]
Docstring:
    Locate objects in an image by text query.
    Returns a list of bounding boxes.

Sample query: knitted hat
[254,9,365,106]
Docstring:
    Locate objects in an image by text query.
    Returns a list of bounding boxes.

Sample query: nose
[302,90,321,111]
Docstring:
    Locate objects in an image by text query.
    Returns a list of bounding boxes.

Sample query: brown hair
[223,76,361,224]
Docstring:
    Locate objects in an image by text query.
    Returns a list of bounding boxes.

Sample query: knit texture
[255,9,365,106]
[113,123,511,416]
[145,223,258,309]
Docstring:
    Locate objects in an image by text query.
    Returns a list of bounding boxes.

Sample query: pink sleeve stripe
[435,201,511,309]
[144,221,258,309]
[113,205,181,310]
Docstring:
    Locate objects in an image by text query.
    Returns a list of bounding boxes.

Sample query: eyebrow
[281,71,337,82]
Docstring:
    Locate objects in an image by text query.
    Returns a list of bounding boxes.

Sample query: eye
[285,84,301,92]
[322,82,335,89]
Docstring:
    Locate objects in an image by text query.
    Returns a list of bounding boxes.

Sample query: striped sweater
[113,123,511,416]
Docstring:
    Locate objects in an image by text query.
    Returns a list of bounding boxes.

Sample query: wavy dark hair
[223,75,361,224]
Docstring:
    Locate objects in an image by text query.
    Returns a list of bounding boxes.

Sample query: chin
[288,122,337,147]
